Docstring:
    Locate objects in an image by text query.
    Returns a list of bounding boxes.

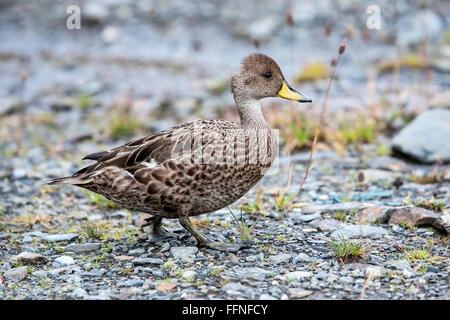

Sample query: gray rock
[16,252,47,265]
[65,243,101,253]
[288,289,313,299]
[388,260,411,270]
[81,270,106,277]
[236,267,270,281]
[170,246,198,260]
[42,233,78,242]
[32,270,48,278]
[300,202,375,215]
[120,279,144,287]
[3,266,28,281]
[284,271,312,281]
[268,254,291,264]
[355,206,393,224]
[54,256,75,267]
[72,288,88,299]
[293,253,312,264]
[312,218,345,232]
[388,206,439,227]
[291,212,322,223]
[331,225,387,239]
[392,109,450,163]
[132,258,164,265]
[433,210,450,234]
[222,282,249,293]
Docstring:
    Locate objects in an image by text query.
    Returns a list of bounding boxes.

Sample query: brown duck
[48,54,311,252]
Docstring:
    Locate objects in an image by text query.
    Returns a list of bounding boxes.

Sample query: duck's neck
[235,97,270,128]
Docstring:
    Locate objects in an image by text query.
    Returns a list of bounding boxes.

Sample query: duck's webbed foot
[141,216,177,242]
[178,216,246,253]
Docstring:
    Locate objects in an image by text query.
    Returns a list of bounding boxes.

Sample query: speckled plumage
[48,54,310,252]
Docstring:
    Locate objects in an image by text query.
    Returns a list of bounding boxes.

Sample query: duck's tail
[43,176,88,186]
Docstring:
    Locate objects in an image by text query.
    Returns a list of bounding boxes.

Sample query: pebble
[132,258,164,265]
[170,246,198,260]
[65,243,101,253]
[284,271,312,281]
[331,225,387,239]
[288,289,314,299]
[42,234,78,242]
[236,267,270,281]
[3,266,28,281]
[293,253,312,264]
[268,254,292,264]
[54,256,75,267]
[16,252,47,265]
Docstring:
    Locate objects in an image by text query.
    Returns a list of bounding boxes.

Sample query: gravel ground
[0,150,448,300]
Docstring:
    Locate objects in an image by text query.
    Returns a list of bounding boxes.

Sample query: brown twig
[291,39,347,203]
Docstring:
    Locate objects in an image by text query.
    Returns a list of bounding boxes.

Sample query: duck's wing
[48,119,240,185]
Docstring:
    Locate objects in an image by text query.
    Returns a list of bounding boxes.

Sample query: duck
[48,53,311,252]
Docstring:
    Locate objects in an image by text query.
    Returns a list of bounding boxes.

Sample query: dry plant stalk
[291,39,347,203]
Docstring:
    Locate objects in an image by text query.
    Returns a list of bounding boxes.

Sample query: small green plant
[403,248,430,263]
[109,114,140,140]
[376,144,390,156]
[274,191,294,212]
[209,268,222,276]
[413,197,445,212]
[334,210,346,221]
[328,237,363,264]
[227,208,256,242]
[418,265,428,274]
[76,93,92,110]
[84,223,104,240]
[399,222,416,230]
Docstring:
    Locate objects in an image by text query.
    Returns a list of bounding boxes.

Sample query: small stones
[388,206,439,227]
[132,258,164,265]
[170,246,198,260]
[65,243,101,253]
[331,225,387,239]
[16,252,47,265]
[3,266,28,281]
[42,233,78,242]
[54,256,75,267]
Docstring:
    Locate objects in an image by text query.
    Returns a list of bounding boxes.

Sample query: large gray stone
[331,225,387,239]
[65,243,101,253]
[392,109,450,163]
[3,266,28,281]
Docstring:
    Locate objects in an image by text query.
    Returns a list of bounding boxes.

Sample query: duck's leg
[178,216,242,253]
[142,216,176,242]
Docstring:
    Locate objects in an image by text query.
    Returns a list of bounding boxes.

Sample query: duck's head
[231,53,311,103]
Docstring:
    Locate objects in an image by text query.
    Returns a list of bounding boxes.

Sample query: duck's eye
[264,72,272,79]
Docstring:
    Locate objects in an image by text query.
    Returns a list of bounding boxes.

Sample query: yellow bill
[277,81,312,103]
